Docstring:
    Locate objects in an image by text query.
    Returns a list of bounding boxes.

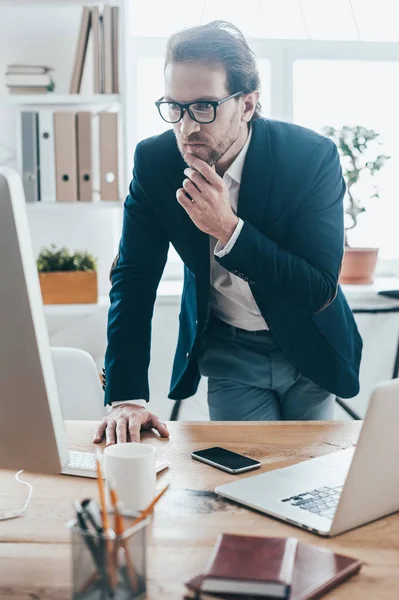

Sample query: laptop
[0,168,168,478]
[216,378,399,536]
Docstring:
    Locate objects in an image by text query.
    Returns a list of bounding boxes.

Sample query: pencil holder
[71,513,150,600]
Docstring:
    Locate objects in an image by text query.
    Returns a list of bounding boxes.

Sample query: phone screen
[192,446,259,470]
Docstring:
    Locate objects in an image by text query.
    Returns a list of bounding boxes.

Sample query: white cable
[0,471,33,521]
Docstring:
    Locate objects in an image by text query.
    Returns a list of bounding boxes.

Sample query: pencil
[95,447,109,532]
[108,478,139,592]
[131,484,170,528]
[94,447,115,591]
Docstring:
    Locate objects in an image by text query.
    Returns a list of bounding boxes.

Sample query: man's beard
[176,111,241,167]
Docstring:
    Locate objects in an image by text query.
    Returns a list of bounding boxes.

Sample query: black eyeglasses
[155,91,244,124]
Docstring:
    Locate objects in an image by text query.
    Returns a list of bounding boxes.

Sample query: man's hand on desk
[92,404,170,445]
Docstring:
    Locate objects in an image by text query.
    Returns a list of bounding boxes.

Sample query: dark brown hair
[165,20,262,121]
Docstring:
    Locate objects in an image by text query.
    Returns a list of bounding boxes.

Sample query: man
[93,20,362,446]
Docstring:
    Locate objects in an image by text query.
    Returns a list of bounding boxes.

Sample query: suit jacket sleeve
[104,143,169,405]
[216,138,345,314]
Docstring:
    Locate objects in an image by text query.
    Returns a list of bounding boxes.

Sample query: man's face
[164,62,243,166]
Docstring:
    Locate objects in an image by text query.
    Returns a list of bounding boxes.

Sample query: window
[126,1,399,273]
[294,59,399,258]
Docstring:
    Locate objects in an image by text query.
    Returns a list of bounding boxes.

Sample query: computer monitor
[0,168,169,478]
[0,167,70,475]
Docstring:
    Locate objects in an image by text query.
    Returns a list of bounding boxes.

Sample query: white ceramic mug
[103,443,156,512]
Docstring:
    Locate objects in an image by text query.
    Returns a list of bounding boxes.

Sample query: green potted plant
[323,125,390,284]
[37,244,98,304]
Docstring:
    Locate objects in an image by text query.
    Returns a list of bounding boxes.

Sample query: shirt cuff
[214,218,244,257]
[112,400,147,407]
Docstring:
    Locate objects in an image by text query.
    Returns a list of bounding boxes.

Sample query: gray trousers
[198,318,335,421]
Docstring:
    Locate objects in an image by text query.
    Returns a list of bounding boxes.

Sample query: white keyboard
[63,450,169,478]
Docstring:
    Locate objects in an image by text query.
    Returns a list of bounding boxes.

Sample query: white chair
[51,347,106,420]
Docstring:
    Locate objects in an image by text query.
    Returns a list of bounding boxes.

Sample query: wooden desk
[0,421,398,599]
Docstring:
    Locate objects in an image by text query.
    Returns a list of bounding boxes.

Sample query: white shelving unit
[0,0,128,201]
[0,0,129,299]
[26,200,122,210]
[2,94,121,106]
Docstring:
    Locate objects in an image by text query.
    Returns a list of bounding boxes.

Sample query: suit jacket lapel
[237,118,275,227]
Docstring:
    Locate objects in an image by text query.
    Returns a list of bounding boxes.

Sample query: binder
[99,111,119,200]
[92,6,102,93]
[38,110,56,203]
[21,111,40,202]
[76,112,93,201]
[102,5,113,94]
[69,6,92,94]
[111,5,120,94]
[53,112,78,202]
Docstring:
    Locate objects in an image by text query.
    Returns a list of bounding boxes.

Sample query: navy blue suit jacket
[104,118,362,405]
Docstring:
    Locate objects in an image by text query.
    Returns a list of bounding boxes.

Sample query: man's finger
[184,153,221,187]
[183,168,207,192]
[93,421,106,443]
[182,178,201,202]
[144,415,170,438]
[128,417,141,443]
[105,420,116,446]
[176,188,196,210]
[116,419,128,444]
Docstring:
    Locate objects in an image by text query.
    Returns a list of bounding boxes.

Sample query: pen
[74,499,111,595]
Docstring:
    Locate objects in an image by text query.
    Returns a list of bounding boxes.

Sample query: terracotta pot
[339,247,379,285]
[39,271,98,304]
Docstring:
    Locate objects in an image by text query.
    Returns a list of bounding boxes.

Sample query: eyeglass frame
[155,90,244,124]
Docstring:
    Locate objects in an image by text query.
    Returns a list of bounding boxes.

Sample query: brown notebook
[200,534,297,597]
[185,539,362,600]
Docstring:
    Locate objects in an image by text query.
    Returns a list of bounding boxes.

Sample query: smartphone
[191,446,261,474]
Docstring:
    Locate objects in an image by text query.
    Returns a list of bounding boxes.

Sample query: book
[53,112,78,202]
[92,6,102,93]
[200,534,298,598]
[38,110,56,203]
[5,73,53,86]
[111,5,120,93]
[99,111,119,200]
[69,6,92,94]
[7,64,53,74]
[9,86,50,94]
[185,538,362,600]
[76,112,93,201]
[102,5,113,94]
[21,112,40,203]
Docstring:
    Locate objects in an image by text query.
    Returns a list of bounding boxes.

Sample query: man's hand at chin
[93,403,170,445]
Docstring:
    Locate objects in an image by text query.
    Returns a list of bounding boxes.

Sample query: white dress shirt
[112,126,267,407]
[210,126,268,331]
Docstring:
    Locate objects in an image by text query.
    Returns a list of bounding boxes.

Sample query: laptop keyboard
[281,484,343,520]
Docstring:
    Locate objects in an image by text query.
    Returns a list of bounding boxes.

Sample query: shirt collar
[224,125,252,186]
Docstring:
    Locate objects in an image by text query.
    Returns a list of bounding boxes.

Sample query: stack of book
[5,64,55,95]
[21,110,119,203]
[70,4,119,94]
[185,534,362,599]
